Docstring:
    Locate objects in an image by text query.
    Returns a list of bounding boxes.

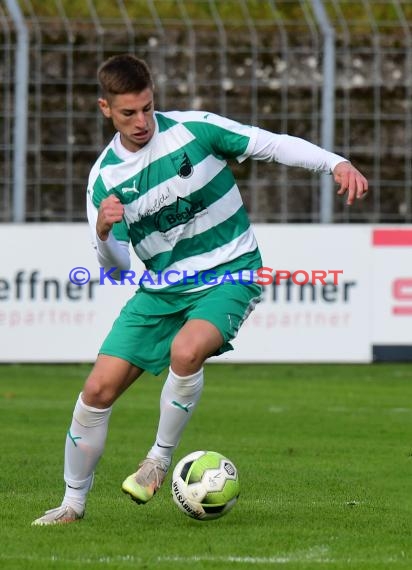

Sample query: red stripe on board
[373,229,412,246]
[392,306,412,316]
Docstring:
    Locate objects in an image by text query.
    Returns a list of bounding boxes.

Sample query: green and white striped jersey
[87,110,263,292]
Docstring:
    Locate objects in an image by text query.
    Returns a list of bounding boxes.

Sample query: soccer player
[32,54,368,525]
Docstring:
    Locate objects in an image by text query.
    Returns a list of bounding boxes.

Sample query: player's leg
[150,318,223,460]
[32,356,142,525]
[122,320,222,504]
[63,356,143,509]
[147,282,262,470]
[123,282,262,505]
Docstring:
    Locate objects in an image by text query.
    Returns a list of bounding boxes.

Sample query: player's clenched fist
[96,194,124,241]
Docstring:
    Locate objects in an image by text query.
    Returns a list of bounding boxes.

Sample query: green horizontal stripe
[100,147,124,169]
[140,248,262,293]
[156,112,179,133]
[90,175,130,242]
[184,121,250,159]
[91,174,110,208]
[144,206,251,271]
[111,138,210,201]
[129,165,237,246]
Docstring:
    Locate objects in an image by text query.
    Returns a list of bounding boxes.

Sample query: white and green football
[171,450,240,520]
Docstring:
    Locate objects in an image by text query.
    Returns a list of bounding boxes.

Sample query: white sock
[62,393,112,514]
[148,367,204,465]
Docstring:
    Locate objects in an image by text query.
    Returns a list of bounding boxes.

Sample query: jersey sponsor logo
[154,196,206,233]
[172,152,194,179]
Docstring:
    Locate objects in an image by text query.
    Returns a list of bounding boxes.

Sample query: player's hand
[333,161,368,206]
[96,195,124,241]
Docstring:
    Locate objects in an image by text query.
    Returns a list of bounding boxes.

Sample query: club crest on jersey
[172,152,194,179]
[154,196,205,233]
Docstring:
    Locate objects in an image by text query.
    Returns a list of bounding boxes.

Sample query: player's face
[98,88,155,152]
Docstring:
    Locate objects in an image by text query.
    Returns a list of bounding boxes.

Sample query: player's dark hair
[97,54,154,99]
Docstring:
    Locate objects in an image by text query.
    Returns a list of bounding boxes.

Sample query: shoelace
[45,506,69,516]
[136,459,167,487]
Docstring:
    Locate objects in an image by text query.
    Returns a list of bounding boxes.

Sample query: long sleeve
[95,232,131,274]
[248,128,347,173]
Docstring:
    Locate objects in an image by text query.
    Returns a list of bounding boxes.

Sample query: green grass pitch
[1,362,412,569]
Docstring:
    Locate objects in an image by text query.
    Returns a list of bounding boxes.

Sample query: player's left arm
[248,128,369,204]
[332,161,368,205]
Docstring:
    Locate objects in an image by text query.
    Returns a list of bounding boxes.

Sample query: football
[171,450,240,520]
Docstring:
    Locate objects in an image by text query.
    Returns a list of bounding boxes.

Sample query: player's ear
[98,98,111,118]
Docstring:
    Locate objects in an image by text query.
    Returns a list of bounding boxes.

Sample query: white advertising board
[214,224,372,363]
[1,223,410,363]
[371,228,412,360]
[0,224,144,361]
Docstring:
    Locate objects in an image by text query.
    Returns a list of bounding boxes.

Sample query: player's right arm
[96,194,124,241]
[87,190,131,278]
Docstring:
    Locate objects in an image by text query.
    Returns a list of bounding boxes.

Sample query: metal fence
[1,0,412,223]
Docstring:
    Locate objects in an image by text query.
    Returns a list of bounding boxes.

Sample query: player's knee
[82,376,118,408]
[170,339,201,372]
